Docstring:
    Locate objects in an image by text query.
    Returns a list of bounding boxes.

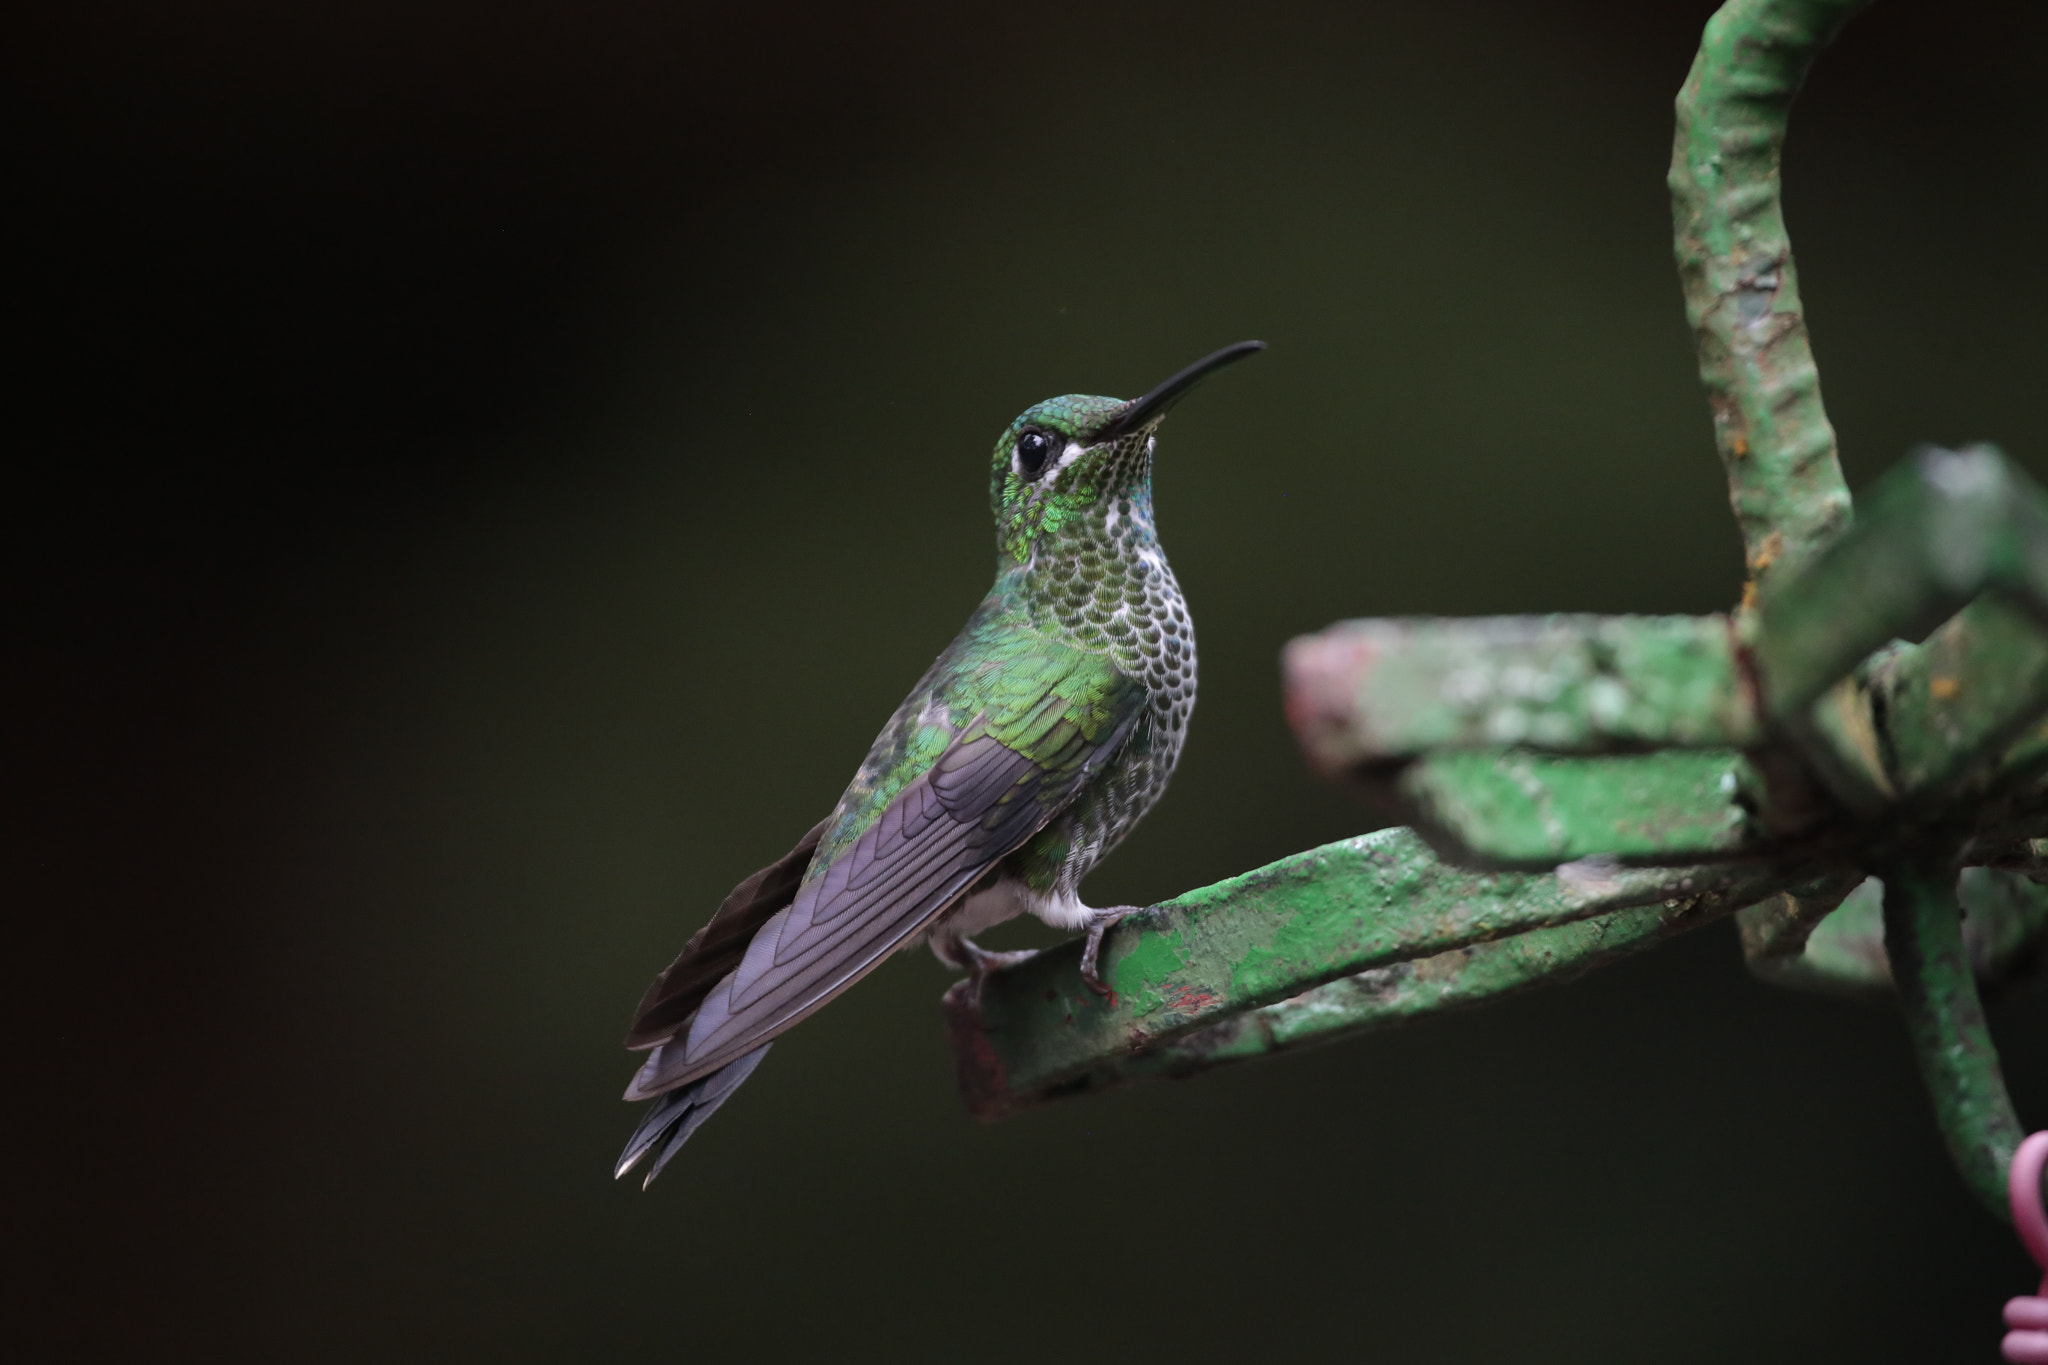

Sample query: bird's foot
[1079,906,1140,998]
[935,934,1038,1008]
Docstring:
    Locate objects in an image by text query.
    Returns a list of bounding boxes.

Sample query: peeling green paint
[1884,860,2024,1222]
[1750,447,2048,811]
[1743,869,2048,1002]
[1074,896,1735,1095]
[949,828,1794,1117]
[1109,924,1188,1014]
[1286,614,1757,776]
[1753,447,2048,728]
[1401,749,1756,867]
[1670,0,1861,592]
[1874,597,2048,803]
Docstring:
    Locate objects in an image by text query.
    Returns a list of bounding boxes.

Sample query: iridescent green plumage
[806,598,1146,881]
[615,343,1262,1186]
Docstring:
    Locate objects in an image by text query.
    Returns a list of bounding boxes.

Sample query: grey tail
[614,1044,771,1189]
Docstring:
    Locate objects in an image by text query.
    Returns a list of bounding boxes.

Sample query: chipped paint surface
[1883,861,2024,1220]
[952,828,1790,1117]
[1742,869,2048,1002]
[1400,748,1757,867]
[1285,615,1758,775]
[1670,0,1860,592]
[1095,898,1723,1091]
[1750,447,2048,813]
[1873,596,2048,801]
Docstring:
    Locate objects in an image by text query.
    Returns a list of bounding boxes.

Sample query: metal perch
[943,0,2048,1224]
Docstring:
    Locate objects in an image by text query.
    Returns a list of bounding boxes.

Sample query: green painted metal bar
[1753,447,2048,724]
[1400,748,1760,868]
[944,0,2048,1237]
[1790,670,1894,816]
[1283,614,1757,778]
[1669,0,1863,594]
[1750,870,2048,1001]
[1873,597,2048,803]
[948,827,1802,1118]
[1736,871,1866,987]
[1751,447,2048,811]
[994,885,1813,1109]
[1882,858,2023,1222]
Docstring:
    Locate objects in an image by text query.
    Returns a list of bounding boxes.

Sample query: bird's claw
[1079,906,1138,999]
[940,936,1038,1008]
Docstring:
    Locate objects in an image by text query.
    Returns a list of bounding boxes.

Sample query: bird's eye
[1016,429,1056,479]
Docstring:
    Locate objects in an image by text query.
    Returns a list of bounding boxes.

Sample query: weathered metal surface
[1752,447,2048,724]
[1882,860,2024,1222]
[1792,668,1895,815]
[947,827,1795,1118]
[1735,871,1864,984]
[1789,877,1890,993]
[1400,748,1758,868]
[1284,614,1758,776]
[1873,598,2048,803]
[1669,0,1863,594]
[1003,879,1836,1106]
[1748,447,2048,811]
[1746,871,2048,1002]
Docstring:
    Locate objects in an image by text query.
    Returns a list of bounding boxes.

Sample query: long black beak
[1095,339,1266,441]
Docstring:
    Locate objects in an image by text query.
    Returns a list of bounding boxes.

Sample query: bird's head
[990,341,1263,564]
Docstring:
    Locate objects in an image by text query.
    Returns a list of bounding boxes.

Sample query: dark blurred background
[11,1,2048,1359]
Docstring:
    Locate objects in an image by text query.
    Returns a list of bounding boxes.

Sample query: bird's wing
[623,818,829,1050]
[624,636,1144,1099]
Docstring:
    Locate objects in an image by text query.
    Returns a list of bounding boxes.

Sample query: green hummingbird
[615,340,1265,1186]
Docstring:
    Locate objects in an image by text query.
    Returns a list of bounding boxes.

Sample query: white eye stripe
[1012,438,1090,483]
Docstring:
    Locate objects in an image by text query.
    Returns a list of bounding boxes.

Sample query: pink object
[2003,1133,2048,1363]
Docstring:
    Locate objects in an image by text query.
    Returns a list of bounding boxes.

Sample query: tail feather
[614,1044,771,1189]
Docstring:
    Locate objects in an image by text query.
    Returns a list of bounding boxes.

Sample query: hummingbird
[614,340,1265,1187]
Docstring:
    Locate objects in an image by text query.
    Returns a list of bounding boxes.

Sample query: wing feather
[623,685,1142,1101]
[622,819,828,1050]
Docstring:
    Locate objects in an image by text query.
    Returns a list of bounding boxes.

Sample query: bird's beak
[1095,339,1266,442]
